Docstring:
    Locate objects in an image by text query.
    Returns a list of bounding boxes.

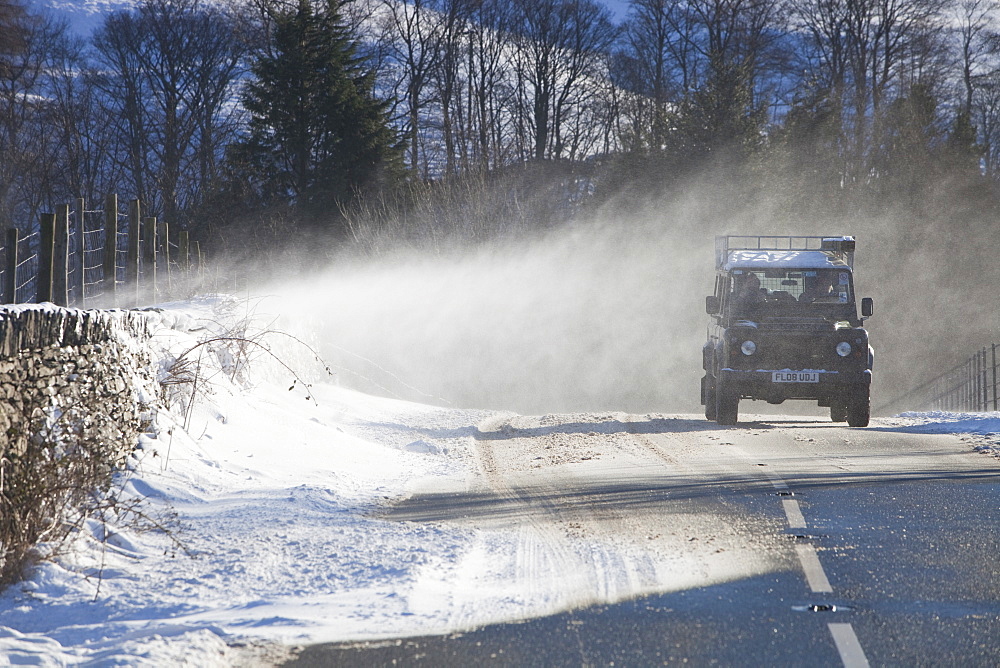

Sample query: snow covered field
[0,296,997,666]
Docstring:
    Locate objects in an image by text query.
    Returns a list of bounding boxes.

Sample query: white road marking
[742,445,869,667]
[782,499,807,528]
[828,623,870,667]
[795,543,833,593]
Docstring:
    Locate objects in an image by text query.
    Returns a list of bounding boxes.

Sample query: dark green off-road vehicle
[702,236,874,426]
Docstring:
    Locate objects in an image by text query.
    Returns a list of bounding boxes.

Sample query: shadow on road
[279,571,844,667]
[379,466,999,525]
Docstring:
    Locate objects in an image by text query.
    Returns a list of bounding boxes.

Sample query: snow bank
[881,411,1000,457]
[0,296,500,665]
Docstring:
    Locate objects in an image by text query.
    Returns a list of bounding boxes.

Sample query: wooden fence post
[102,194,118,304]
[143,216,157,303]
[158,218,171,299]
[53,204,70,306]
[971,354,976,412]
[126,199,141,305]
[193,240,203,291]
[179,230,190,297]
[984,349,989,411]
[983,348,989,411]
[4,228,17,304]
[990,343,997,411]
[974,351,980,412]
[179,230,189,273]
[37,213,55,303]
[74,198,85,306]
[967,358,973,411]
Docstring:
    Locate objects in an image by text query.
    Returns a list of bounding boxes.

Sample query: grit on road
[287,412,1000,666]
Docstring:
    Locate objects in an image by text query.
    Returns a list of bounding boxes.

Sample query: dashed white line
[782,498,807,528]
[760,460,871,666]
[829,623,871,667]
[795,543,833,593]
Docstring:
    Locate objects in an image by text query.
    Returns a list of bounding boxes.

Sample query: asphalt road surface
[284,412,1000,666]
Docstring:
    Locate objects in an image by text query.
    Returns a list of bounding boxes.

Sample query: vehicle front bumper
[720,368,871,402]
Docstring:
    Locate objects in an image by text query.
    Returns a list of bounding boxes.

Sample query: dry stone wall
[0,305,166,585]
[0,306,160,465]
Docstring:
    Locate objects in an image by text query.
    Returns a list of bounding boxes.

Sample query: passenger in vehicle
[799,273,836,302]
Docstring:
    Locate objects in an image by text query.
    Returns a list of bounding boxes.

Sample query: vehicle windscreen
[730,268,852,314]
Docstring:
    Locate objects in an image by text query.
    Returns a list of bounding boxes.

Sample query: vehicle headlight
[741,340,757,356]
[836,341,852,357]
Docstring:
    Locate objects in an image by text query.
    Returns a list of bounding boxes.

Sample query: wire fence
[877,344,1000,414]
[1,196,207,308]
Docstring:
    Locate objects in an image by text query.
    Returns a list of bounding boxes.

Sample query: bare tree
[429,0,474,176]
[510,0,617,161]
[623,0,682,150]
[378,0,442,177]
[47,31,122,206]
[617,0,790,156]
[0,9,68,230]
[92,0,247,227]
[953,0,1000,115]
[551,0,619,159]
[684,0,789,104]
[790,0,948,183]
[0,0,26,75]
[466,0,517,170]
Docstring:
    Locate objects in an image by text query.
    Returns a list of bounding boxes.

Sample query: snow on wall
[0,304,159,468]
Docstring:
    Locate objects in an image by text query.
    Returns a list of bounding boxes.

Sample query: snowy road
[386,412,788,612]
[291,412,1000,666]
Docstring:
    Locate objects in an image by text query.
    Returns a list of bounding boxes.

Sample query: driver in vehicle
[736,272,765,307]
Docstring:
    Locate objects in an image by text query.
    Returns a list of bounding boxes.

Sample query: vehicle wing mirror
[861,297,873,318]
[706,295,720,314]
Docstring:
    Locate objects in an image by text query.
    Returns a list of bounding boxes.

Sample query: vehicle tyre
[704,375,717,420]
[846,388,870,427]
[830,399,848,422]
[715,383,739,425]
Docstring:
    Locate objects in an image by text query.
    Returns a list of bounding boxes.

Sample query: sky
[603,0,630,20]
[32,0,635,36]
[0,298,997,665]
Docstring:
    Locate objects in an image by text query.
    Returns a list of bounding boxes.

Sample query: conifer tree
[668,55,765,162]
[233,0,400,228]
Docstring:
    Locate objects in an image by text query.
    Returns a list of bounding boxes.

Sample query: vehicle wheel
[716,383,739,425]
[846,388,870,427]
[704,376,717,420]
[830,399,847,422]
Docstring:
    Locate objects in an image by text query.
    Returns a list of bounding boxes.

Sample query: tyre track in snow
[379,410,793,643]
[472,413,633,615]
[462,413,786,620]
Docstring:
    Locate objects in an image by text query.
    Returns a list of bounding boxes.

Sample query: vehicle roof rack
[715,235,855,269]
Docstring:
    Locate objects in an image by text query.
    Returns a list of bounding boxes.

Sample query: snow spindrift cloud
[258,197,721,414]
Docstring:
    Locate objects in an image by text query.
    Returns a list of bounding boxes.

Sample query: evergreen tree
[769,84,847,213]
[668,54,765,162]
[945,109,981,176]
[874,83,940,203]
[232,0,400,229]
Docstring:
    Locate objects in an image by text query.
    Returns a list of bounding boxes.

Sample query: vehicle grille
[733,333,849,370]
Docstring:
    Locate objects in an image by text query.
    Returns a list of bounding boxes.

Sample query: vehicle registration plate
[772,371,820,383]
